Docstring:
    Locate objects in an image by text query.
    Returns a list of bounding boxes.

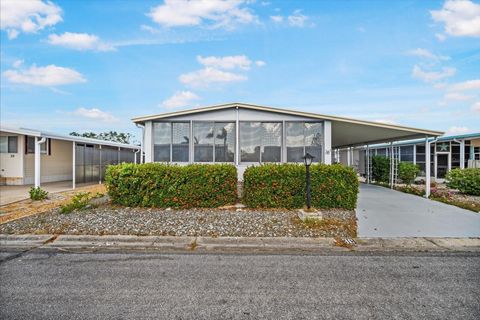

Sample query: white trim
[144,121,153,163]
[72,141,76,189]
[324,120,332,164]
[34,137,46,188]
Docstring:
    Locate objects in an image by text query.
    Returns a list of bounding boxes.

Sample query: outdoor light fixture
[302,152,315,209]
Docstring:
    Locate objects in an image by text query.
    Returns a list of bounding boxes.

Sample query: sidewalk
[1,234,479,253]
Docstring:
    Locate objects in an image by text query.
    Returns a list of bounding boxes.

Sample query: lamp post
[303,152,315,209]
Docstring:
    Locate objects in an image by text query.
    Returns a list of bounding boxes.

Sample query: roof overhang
[132,102,443,147]
[0,126,140,150]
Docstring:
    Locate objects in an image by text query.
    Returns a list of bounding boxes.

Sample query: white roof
[0,126,140,150]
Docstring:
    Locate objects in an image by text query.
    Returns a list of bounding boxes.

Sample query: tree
[70,131,135,144]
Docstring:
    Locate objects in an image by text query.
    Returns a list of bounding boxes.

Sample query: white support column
[413,144,416,165]
[324,120,332,164]
[189,120,193,164]
[72,142,76,189]
[460,140,465,169]
[390,142,394,189]
[144,121,153,163]
[425,137,431,198]
[235,106,240,166]
[366,145,370,184]
[34,137,46,188]
[347,147,351,166]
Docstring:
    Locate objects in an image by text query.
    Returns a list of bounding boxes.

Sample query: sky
[1,0,479,140]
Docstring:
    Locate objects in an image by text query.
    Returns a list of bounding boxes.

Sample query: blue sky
[1,0,479,140]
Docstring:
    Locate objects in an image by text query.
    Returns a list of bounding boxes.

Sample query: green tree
[70,131,135,144]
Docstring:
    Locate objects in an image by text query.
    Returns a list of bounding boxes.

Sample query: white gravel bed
[0,206,356,238]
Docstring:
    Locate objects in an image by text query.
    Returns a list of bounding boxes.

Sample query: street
[1,250,479,319]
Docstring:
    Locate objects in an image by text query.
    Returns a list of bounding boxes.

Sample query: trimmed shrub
[446,168,480,196]
[29,187,48,201]
[105,163,237,208]
[60,192,92,214]
[372,155,390,183]
[398,162,420,185]
[243,163,358,210]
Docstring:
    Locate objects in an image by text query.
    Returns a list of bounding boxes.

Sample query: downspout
[34,137,47,188]
[136,123,145,164]
[134,149,140,164]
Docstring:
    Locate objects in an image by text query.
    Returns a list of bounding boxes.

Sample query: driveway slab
[357,184,480,238]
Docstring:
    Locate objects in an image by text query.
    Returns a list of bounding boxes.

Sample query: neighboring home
[0,127,140,188]
[131,102,443,194]
[339,133,480,181]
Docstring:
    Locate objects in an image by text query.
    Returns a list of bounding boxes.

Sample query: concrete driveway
[357,183,480,238]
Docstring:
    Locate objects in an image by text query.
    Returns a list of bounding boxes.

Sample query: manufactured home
[132,103,444,194]
[0,127,140,188]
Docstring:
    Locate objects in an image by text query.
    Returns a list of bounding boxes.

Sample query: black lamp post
[302,152,315,209]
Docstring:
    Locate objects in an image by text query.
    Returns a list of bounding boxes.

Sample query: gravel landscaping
[0,205,357,238]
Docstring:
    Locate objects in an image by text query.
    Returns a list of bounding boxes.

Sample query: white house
[0,127,140,188]
[132,103,443,194]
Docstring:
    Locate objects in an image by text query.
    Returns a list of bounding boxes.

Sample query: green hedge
[105,163,237,208]
[243,163,358,209]
[446,168,480,196]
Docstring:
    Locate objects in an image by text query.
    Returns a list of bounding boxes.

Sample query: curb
[1,234,479,253]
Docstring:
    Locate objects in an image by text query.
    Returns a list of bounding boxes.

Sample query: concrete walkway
[0,181,96,206]
[357,183,480,238]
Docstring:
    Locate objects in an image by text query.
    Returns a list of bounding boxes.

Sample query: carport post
[460,140,465,169]
[366,145,370,184]
[425,137,431,198]
[390,142,394,189]
[72,141,76,189]
[34,137,46,188]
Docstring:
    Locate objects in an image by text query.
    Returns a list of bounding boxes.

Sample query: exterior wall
[24,139,73,184]
[0,132,24,185]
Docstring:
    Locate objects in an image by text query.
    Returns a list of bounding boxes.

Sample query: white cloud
[197,55,252,70]
[179,67,247,88]
[435,33,447,41]
[161,91,200,109]
[270,15,283,23]
[412,65,456,83]
[448,79,480,91]
[431,0,480,38]
[12,59,24,68]
[0,0,63,39]
[73,108,118,122]
[444,92,473,101]
[446,126,471,135]
[147,0,257,29]
[407,48,450,61]
[3,64,86,86]
[255,60,266,67]
[47,32,115,51]
[471,102,480,113]
[287,10,308,27]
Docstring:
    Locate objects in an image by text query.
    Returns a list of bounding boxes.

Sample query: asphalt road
[1,250,479,319]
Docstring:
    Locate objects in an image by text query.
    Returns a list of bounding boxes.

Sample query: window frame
[153,121,191,163]
[193,121,236,163]
[26,136,48,155]
[285,121,324,164]
[239,121,283,164]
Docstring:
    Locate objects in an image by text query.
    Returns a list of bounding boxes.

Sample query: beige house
[0,127,140,188]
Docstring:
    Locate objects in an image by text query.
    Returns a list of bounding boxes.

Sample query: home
[0,127,140,188]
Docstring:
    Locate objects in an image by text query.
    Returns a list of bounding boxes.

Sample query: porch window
[286,122,323,163]
[193,122,235,162]
[153,122,190,162]
[400,145,414,162]
[240,122,281,163]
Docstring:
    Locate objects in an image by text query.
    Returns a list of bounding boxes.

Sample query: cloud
[407,48,450,61]
[448,79,480,91]
[1,0,63,39]
[12,59,24,68]
[255,60,266,67]
[444,92,473,101]
[412,65,456,83]
[147,0,257,29]
[161,91,200,109]
[179,67,247,88]
[446,126,471,135]
[72,108,118,122]
[472,102,480,113]
[270,15,283,23]
[197,55,252,70]
[287,10,309,27]
[2,64,86,86]
[431,0,480,38]
[47,32,115,51]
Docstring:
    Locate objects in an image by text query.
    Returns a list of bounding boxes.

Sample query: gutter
[136,124,145,164]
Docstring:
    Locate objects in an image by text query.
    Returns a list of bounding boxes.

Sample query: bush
[60,192,92,214]
[372,156,390,183]
[243,163,358,210]
[398,162,420,185]
[105,163,237,208]
[29,187,48,201]
[446,168,480,196]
